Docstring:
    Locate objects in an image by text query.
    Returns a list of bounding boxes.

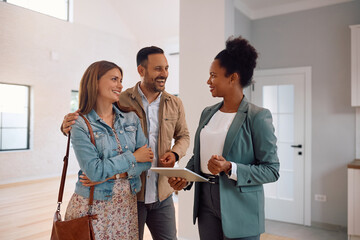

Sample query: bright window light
[70,90,79,112]
[0,83,30,151]
[5,0,69,21]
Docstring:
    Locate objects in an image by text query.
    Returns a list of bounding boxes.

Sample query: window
[0,83,30,151]
[2,0,70,21]
[70,90,78,112]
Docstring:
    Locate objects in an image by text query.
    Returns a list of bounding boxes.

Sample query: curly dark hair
[215,36,258,88]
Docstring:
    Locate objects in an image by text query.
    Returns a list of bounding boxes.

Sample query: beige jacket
[117,82,190,201]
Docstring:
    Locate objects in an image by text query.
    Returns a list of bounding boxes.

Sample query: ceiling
[109,0,179,47]
[234,0,354,20]
[106,0,353,45]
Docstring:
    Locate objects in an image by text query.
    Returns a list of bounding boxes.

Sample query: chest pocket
[163,115,178,141]
[93,131,106,157]
[164,115,178,122]
[124,125,137,146]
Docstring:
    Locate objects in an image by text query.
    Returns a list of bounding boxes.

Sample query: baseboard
[349,235,360,240]
[311,221,347,232]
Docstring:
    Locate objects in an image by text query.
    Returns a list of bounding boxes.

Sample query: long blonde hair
[78,61,123,114]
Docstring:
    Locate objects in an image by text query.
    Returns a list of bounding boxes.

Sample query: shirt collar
[87,104,124,122]
[137,84,162,103]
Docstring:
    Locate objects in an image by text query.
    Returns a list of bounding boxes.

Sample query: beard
[144,76,166,93]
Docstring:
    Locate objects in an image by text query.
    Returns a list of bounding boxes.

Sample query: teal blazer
[185,97,280,238]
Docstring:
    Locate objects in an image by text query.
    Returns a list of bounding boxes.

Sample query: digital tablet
[150,167,209,182]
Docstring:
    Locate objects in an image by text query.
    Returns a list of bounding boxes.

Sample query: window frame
[1,0,72,22]
[70,90,79,113]
[0,83,31,152]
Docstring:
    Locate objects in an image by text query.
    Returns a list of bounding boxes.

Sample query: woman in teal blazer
[169,36,280,239]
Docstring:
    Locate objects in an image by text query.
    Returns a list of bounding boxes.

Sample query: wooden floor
[0,176,292,240]
[0,175,77,240]
[0,175,154,240]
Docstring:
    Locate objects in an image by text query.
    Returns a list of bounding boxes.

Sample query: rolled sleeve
[126,151,151,178]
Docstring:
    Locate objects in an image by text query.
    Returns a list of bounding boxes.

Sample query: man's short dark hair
[136,46,164,67]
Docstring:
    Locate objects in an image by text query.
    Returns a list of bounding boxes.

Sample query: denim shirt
[70,105,151,201]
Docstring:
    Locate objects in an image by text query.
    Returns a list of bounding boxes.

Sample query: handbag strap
[78,113,96,213]
[56,132,71,205]
[79,113,95,146]
[56,113,95,215]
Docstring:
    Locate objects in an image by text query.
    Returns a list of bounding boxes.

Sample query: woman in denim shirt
[65,60,153,240]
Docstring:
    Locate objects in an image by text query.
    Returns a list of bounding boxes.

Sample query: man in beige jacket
[62,46,190,240]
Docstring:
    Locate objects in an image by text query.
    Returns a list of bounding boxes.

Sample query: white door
[251,67,311,225]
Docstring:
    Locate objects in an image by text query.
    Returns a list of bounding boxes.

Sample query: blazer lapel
[222,97,249,157]
[198,103,222,130]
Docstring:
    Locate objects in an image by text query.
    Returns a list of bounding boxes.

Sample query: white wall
[0,1,139,184]
[234,6,252,42]
[178,0,235,239]
[234,8,252,98]
[75,0,181,94]
[239,0,360,227]
[357,108,360,159]
[73,0,135,41]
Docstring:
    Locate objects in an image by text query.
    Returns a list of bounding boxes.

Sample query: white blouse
[200,110,238,180]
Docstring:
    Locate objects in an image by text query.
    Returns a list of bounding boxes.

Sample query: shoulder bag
[51,114,97,240]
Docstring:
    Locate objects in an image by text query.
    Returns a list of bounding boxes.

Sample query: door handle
[291,144,302,148]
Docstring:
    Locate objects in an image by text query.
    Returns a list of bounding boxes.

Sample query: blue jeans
[137,195,177,240]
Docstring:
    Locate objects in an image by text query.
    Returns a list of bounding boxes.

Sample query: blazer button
[247,180,252,184]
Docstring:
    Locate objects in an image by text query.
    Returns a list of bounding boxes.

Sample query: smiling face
[139,53,169,93]
[207,59,232,98]
[97,68,123,104]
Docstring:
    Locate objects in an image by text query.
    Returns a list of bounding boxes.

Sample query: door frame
[252,66,312,226]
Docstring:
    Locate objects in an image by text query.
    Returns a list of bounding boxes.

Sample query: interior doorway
[251,67,312,225]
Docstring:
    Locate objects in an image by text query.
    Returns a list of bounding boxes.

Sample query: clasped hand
[79,145,153,187]
[133,144,153,163]
[159,151,176,167]
[168,155,231,191]
[207,155,231,175]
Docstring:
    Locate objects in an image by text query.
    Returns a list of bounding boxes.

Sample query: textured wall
[0,2,139,184]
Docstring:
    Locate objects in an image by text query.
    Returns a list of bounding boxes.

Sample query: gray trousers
[198,182,260,240]
[137,195,177,240]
